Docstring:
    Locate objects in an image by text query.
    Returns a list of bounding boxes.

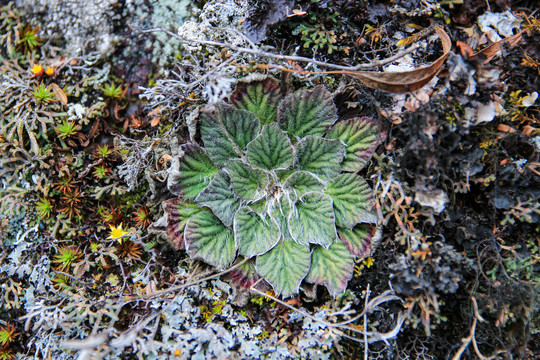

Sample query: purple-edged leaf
[295,136,345,180]
[337,224,374,257]
[184,211,237,268]
[289,192,336,248]
[234,207,280,257]
[255,238,311,297]
[168,143,219,199]
[326,174,377,228]
[229,257,261,288]
[306,240,355,297]
[230,75,282,125]
[278,86,337,138]
[163,199,202,249]
[226,159,269,201]
[247,124,294,171]
[326,117,385,172]
[195,171,242,227]
[200,104,260,166]
[283,171,325,198]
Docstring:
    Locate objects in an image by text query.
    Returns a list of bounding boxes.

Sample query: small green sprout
[55,119,80,139]
[16,24,42,53]
[53,245,82,272]
[93,165,109,179]
[101,82,123,98]
[36,197,53,218]
[94,144,113,159]
[0,324,18,346]
[132,206,151,228]
[0,347,14,360]
[32,83,55,103]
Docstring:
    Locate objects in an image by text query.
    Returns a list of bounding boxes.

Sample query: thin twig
[364,284,370,360]
[133,26,419,71]
[136,257,250,300]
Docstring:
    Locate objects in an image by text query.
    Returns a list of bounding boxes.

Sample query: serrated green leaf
[326,117,384,172]
[289,192,336,248]
[279,86,337,138]
[230,75,282,125]
[200,104,260,166]
[295,136,345,180]
[255,238,311,297]
[337,224,374,257]
[184,211,237,268]
[283,171,325,198]
[306,241,355,297]
[168,143,219,199]
[226,159,269,201]
[247,124,294,170]
[326,174,377,227]
[230,257,260,287]
[234,207,280,257]
[195,171,242,227]
[164,199,202,249]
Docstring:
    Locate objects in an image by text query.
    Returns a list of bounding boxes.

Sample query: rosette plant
[164,76,385,297]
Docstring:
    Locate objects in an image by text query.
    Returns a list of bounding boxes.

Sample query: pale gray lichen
[15,0,122,57]
[177,0,251,53]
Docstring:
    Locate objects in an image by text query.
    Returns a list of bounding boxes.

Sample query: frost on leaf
[306,240,355,297]
[279,86,337,138]
[229,257,260,287]
[230,75,282,125]
[288,192,336,248]
[184,210,236,268]
[234,207,280,257]
[168,143,218,199]
[195,171,242,227]
[337,224,374,258]
[283,171,325,198]
[247,124,294,171]
[226,159,269,201]
[164,199,202,249]
[256,238,311,297]
[326,117,385,172]
[295,136,345,180]
[326,173,377,228]
[200,104,260,166]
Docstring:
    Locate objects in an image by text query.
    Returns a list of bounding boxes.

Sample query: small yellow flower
[45,66,55,76]
[107,223,129,240]
[30,64,43,76]
[362,257,374,268]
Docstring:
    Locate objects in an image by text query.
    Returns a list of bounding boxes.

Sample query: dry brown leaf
[456,41,475,58]
[332,26,451,93]
[150,116,161,127]
[458,32,523,66]
[470,31,523,65]
[49,83,68,105]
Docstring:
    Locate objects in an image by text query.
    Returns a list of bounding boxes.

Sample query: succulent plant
[164,76,385,297]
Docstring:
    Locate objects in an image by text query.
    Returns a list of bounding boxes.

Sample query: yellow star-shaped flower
[107,223,129,240]
[30,64,43,76]
[45,66,55,76]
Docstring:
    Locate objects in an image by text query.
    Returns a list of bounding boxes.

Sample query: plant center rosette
[163,75,385,297]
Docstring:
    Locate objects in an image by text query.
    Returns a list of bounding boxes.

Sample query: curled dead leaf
[458,31,523,66]
[49,83,68,105]
[151,116,161,127]
[332,26,452,93]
